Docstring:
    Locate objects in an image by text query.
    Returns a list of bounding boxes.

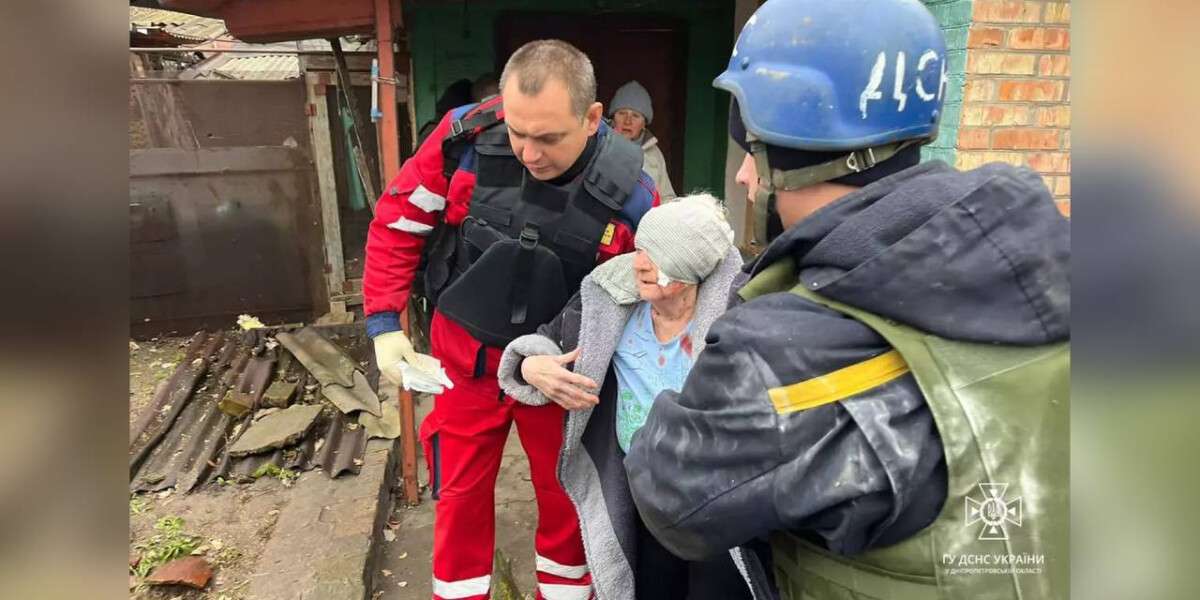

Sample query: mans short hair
[500,40,596,119]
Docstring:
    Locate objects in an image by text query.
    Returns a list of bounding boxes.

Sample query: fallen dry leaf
[381,569,393,577]
[382,529,396,543]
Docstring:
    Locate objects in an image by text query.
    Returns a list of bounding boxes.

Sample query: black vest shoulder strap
[583,132,644,211]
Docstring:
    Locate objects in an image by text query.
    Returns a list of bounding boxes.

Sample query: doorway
[495,12,689,190]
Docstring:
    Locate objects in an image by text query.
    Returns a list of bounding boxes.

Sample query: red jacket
[363,98,661,338]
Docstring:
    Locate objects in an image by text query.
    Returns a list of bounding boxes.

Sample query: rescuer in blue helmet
[624,1,1071,599]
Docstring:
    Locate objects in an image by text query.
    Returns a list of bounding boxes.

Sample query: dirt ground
[129,336,188,430]
[129,479,288,599]
[373,399,539,599]
[129,336,289,599]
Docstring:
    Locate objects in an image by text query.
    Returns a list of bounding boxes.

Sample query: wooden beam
[305,72,347,296]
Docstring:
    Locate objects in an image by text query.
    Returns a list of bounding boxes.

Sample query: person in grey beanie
[610,80,677,201]
[496,194,763,599]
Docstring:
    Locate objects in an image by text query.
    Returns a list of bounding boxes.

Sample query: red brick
[993,129,1060,150]
[1039,55,1071,77]
[964,79,995,102]
[1055,177,1071,197]
[963,104,1031,126]
[1026,152,1071,173]
[956,151,1025,171]
[998,80,1064,102]
[146,557,213,589]
[1055,200,1071,218]
[958,127,992,149]
[1009,27,1070,50]
[1044,3,1071,24]
[968,27,1007,48]
[967,51,1037,75]
[974,0,1042,23]
[1035,106,1071,128]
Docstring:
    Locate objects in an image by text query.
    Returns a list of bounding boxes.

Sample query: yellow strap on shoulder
[768,350,910,415]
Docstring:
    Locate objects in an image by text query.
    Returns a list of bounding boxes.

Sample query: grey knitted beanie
[635,193,735,285]
[609,81,654,124]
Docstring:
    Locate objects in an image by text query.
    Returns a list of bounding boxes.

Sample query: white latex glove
[374,330,454,393]
[374,330,419,387]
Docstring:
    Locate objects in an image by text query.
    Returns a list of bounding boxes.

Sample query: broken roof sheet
[210,54,300,80]
[130,6,229,43]
[130,324,377,494]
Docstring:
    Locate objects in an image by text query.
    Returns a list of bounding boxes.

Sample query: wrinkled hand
[520,348,599,410]
[374,330,419,387]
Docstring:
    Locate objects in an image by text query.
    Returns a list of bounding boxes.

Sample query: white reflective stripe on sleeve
[535,555,589,579]
[386,217,434,236]
[408,184,447,213]
[432,574,491,599]
[538,583,593,600]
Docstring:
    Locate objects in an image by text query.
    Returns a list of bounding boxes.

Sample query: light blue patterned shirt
[612,302,697,453]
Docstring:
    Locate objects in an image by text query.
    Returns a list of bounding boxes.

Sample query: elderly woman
[498,195,753,600]
[609,80,677,201]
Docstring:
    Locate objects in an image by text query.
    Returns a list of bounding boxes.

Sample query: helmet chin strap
[746,136,922,249]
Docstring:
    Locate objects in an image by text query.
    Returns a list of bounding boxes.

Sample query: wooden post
[305,72,346,297]
[375,0,420,507]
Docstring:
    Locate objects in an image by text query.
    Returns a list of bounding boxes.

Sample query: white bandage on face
[656,270,672,288]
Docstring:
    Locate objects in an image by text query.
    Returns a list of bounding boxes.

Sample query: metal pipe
[374,0,419,507]
[373,1,400,184]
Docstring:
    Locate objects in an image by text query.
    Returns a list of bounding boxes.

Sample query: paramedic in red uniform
[363,39,659,600]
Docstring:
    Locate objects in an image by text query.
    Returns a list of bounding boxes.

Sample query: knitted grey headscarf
[592,193,735,304]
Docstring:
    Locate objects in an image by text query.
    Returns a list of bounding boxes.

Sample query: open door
[495,12,688,191]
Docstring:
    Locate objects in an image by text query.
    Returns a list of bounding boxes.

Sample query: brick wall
[957,0,1071,215]
[920,0,972,167]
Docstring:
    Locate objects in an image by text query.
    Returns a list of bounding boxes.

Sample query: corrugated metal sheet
[211,54,300,80]
[130,7,228,43]
[130,324,376,494]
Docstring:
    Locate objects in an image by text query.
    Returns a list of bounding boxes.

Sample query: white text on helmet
[859,50,947,119]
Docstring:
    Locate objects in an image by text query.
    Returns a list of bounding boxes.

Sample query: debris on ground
[228,404,323,457]
[133,516,203,579]
[251,463,300,487]
[360,392,401,439]
[236,314,266,330]
[145,556,214,589]
[130,324,377,495]
[261,380,297,409]
[277,327,381,417]
[490,549,523,600]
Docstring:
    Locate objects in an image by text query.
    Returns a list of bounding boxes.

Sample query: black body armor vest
[424,107,643,348]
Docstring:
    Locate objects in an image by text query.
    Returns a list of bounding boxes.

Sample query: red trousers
[420,311,591,600]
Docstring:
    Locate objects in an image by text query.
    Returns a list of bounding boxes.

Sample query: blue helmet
[715,0,948,152]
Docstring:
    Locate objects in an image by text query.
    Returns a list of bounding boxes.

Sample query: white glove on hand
[373,330,454,394]
[374,330,419,387]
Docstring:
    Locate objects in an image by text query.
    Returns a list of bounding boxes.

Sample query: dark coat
[625,161,1071,561]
